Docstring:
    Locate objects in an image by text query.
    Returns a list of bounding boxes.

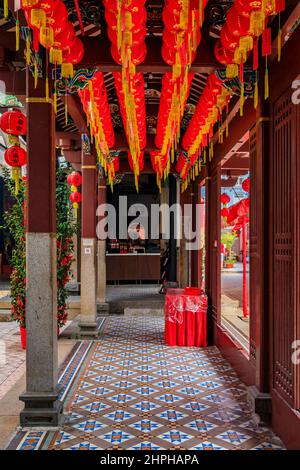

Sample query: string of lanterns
[78,72,117,192]
[178,74,231,191]
[103,1,147,192]
[154,72,194,189]
[162,0,206,72]
[67,171,82,217]
[0,110,27,194]
[113,72,146,192]
[214,0,285,114]
[20,0,84,114]
[150,151,169,192]
[152,0,207,191]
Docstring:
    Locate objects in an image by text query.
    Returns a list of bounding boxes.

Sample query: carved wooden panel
[272,86,300,409]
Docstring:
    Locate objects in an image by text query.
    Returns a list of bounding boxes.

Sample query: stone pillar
[79,144,98,336]
[19,70,62,426]
[96,175,108,310]
[167,174,177,284]
[179,188,189,288]
[191,180,201,287]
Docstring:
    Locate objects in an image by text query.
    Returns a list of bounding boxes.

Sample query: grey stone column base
[97,302,109,315]
[79,321,99,338]
[19,391,63,427]
[247,385,272,425]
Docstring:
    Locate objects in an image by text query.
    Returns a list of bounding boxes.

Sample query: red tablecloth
[164,289,208,347]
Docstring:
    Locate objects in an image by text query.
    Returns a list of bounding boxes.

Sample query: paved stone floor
[9,316,284,450]
[106,285,161,302]
[0,322,25,401]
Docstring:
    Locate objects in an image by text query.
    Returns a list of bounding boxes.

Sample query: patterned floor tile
[11,316,284,450]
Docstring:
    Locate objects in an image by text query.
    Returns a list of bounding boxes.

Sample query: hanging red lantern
[226,5,250,38]
[242,177,250,192]
[67,171,82,187]
[214,40,234,65]
[0,110,27,136]
[62,37,84,64]
[221,207,229,218]
[4,146,27,167]
[221,193,231,205]
[70,191,82,205]
[4,145,27,195]
[53,21,76,50]
[237,198,250,217]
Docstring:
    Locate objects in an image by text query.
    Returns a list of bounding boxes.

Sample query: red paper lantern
[54,21,76,50]
[67,171,82,187]
[214,40,234,65]
[220,24,239,52]
[111,42,147,65]
[62,37,84,64]
[221,207,229,218]
[4,146,27,167]
[242,177,250,193]
[0,110,27,135]
[237,198,250,217]
[70,191,82,204]
[45,1,68,30]
[226,5,250,37]
[221,193,231,205]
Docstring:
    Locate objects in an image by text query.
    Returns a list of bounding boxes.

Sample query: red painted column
[79,141,98,336]
[242,216,249,318]
[20,69,62,426]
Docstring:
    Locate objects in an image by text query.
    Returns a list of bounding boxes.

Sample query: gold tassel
[199,0,203,26]
[278,14,282,62]
[240,81,244,117]
[264,57,269,100]
[34,57,38,89]
[12,168,20,196]
[65,95,68,126]
[73,203,78,220]
[4,0,8,19]
[15,12,20,51]
[26,36,31,65]
[53,89,57,114]
[254,75,258,109]
[45,76,49,100]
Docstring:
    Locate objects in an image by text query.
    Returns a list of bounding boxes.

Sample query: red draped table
[164,289,208,347]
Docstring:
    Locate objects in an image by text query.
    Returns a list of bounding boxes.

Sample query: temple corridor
[8,317,283,451]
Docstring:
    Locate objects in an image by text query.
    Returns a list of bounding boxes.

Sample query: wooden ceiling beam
[80,36,217,73]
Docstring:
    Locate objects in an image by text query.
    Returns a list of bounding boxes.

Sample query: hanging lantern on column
[221,193,231,205]
[0,110,27,136]
[221,207,229,218]
[4,146,27,195]
[67,171,82,216]
[69,191,82,211]
[67,171,82,187]
[242,177,250,193]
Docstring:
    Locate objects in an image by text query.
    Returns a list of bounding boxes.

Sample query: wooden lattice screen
[272,86,300,409]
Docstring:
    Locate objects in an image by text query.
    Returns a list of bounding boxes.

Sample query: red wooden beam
[80,36,218,73]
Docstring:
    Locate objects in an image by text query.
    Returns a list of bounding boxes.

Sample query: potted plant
[221,232,237,269]
[2,165,78,348]
[224,258,237,269]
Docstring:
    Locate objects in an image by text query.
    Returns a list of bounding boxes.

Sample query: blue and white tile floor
[10,317,284,450]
